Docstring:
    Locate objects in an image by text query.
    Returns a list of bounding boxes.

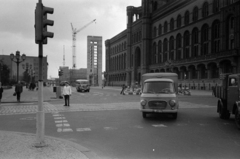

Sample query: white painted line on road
[53,114,63,117]
[0,103,34,106]
[55,120,68,123]
[152,124,167,127]
[57,128,73,132]
[20,117,36,120]
[54,117,66,120]
[56,123,70,127]
[76,128,91,132]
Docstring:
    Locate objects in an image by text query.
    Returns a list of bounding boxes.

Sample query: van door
[227,76,239,111]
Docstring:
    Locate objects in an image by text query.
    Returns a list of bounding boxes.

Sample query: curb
[0,130,99,159]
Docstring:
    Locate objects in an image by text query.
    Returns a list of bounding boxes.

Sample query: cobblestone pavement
[0,101,214,115]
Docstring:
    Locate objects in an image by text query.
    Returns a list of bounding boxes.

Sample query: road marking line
[57,128,73,132]
[54,117,66,120]
[152,124,167,127]
[76,128,91,132]
[56,123,70,127]
[53,114,63,117]
[55,120,68,123]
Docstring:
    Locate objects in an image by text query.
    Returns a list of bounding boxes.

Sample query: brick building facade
[105,0,240,90]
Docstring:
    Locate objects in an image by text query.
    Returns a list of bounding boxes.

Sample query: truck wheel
[142,112,147,118]
[218,103,230,119]
[235,108,240,130]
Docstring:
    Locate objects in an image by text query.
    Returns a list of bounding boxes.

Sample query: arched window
[169,36,174,60]
[158,40,162,63]
[202,2,209,18]
[184,11,189,25]
[170,18,174,31]
[177,15,182,28]
[176,34,182,60]
[201,24,209,56]
[163,39,168,62]
[164,21,168,33]
[183,31,190,59]
[158,24,162,36]
[193,7,198,22]
[227,15,235,49]
[152,42,157,64]
[153,1,158,11]
[212,20,220,54]
[213,0,220,13]
[192,28,199,57]
[153,27,157,37]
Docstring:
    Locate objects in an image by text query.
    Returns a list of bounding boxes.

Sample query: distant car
[75,79,90,92]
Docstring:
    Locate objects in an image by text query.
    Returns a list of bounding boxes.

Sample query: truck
[140,73,179,119]
[215,73,240,129]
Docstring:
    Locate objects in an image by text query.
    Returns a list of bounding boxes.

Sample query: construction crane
[71,19,96,69]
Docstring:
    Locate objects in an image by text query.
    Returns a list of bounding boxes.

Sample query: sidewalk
[98,86,213,96]
[0,86,98,159]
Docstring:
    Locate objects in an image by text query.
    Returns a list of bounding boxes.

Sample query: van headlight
[141,100,147,106]
[169,100,176,107]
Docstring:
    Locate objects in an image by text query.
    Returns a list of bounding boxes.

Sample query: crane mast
[71,19,96,69]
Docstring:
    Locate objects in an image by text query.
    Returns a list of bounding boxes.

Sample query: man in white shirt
[62,82,72,106]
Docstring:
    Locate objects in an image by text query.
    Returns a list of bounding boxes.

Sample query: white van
[76,79,90,92]
[140,73,179,119]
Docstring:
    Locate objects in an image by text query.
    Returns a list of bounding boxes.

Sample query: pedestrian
[0,82,3,104]
[120,84,126,95]
[62,82,72,106]
[15,81,23,102]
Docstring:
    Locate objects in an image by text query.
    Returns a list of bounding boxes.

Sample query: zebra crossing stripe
[57,128,73,132]
[76,128,91,132]
[55,120,68,123]
[56,123,70,127]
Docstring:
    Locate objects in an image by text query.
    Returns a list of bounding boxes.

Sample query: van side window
[229,78,238,86]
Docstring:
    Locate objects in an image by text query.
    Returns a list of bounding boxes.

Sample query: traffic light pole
[36,41,45,147]
[34,0,54,147]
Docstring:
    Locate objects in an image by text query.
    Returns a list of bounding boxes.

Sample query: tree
[0,63,10,85]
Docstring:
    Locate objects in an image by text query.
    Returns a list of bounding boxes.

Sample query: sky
[0,0,141,78]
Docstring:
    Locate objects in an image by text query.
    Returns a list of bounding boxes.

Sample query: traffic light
[35,1,54,44]
[58,70,63,76]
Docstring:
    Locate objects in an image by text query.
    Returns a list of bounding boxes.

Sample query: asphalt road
[0,86,239,159]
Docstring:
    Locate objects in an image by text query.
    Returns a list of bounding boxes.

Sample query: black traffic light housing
[58,70,63,76]
[35,1,54,44]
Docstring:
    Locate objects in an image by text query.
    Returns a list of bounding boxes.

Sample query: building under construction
[87,36,102,86]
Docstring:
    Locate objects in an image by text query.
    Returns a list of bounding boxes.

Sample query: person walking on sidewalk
[0,82,3,104]
[62,82,72,106]
[120,84,126,95]
[15,81,23,102]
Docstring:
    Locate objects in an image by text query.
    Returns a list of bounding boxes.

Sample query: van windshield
[143,81,175,94]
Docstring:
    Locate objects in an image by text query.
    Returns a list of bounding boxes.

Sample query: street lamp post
[22,63,35,84]
[10,51,26,82]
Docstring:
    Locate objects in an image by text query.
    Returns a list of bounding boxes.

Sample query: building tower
[87,36,102,86]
